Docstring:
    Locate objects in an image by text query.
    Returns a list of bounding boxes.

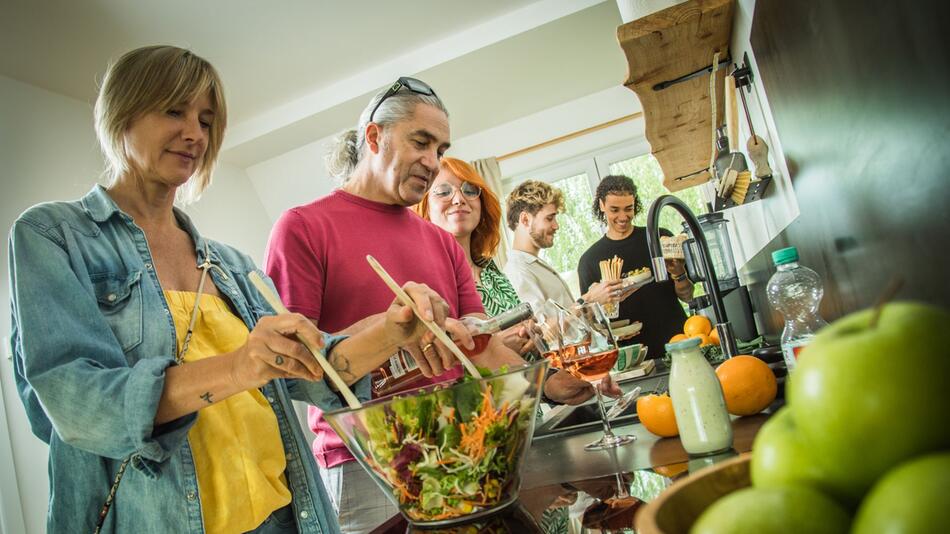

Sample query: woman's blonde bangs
[95,46,227,203]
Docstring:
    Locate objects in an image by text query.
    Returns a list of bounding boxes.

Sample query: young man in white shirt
[503,180,621,312]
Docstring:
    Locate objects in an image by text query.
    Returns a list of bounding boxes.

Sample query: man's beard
[529,227,554,249]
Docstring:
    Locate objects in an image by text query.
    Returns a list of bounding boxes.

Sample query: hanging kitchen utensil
[737,87,773,179]
[746,138,772,178]
[731,60,772,180]
[721,74,750,202]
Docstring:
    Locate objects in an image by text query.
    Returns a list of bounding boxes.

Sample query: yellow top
[165,290,290,534]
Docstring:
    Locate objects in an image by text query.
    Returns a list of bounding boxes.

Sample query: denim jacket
[8,185,370,534]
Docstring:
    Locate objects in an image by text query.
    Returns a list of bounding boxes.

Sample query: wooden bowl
[636,453,751,534]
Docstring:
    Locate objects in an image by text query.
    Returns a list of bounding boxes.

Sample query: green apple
[852,452,950,534]
[691,486,850,534]
[788,301,950,505]
[750,407,832,493]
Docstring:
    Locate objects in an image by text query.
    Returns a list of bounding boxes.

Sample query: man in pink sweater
[265,77,604,532]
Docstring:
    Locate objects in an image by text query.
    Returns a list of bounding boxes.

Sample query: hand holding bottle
[456,303,534,357]
[384,282,468,378]
[496,323,534,355]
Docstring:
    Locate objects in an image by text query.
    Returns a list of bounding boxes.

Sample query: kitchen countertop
[371,402,775,533]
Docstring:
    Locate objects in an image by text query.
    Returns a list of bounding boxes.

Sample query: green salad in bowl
[324,360,548,527]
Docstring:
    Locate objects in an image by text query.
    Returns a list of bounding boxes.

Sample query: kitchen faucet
[646,195,739,358]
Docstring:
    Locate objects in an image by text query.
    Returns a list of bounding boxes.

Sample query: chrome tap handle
[652,257,668,281]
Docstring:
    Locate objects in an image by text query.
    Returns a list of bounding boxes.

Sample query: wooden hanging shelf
[617,0,735,192]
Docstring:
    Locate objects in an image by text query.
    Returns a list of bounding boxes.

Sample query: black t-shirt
[577,227,686,359]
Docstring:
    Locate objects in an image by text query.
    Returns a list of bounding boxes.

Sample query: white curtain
[470,157,509,269]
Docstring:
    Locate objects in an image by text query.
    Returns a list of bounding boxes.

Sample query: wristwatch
[672,272,689,283]
[575,297,586,306]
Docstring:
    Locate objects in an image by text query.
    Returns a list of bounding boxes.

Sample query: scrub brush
[730,170,752,205]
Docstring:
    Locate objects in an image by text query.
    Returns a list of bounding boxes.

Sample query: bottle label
[388,349,418,378]
[373,349,423,396]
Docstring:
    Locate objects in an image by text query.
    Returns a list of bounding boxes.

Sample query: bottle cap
[665,337,701,353]
[771,246,799,266]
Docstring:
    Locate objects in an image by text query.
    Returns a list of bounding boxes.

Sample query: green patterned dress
[475,259,522,317]
[476,259,540,364]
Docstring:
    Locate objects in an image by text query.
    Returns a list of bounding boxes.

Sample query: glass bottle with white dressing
[667,337,733,456]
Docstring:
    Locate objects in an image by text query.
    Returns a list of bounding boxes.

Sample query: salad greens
[358,371,536,522]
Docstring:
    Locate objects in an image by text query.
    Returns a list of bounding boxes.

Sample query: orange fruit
[637,393,679,437]
[715,355,778,416]
[684,315,712,337]
[708,328,720,346]
[689,333,715,346]
[669,333,688,343]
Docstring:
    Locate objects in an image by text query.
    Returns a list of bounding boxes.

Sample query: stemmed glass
[534,300,636,450]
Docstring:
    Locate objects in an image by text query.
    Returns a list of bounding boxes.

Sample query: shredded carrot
[392,478,418,502]
[459,386,511,459]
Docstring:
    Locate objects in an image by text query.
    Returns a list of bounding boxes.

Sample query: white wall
[184,162,273,264]
[0,74,271,534]
[0,74,104,534]
[245,139,338,223]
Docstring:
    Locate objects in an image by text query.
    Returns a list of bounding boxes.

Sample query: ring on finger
[422,342,434,353]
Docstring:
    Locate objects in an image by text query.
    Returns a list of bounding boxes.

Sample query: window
[602,153,707,236]
[540,172,600,294]
[504,140,709,297]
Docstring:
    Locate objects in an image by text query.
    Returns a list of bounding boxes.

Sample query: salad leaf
[438,424,461,450]
[452,381,483,423]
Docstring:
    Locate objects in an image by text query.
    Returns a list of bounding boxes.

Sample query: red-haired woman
[415,158,531,354]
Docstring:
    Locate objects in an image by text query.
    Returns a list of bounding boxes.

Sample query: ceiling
[1,0,628,167]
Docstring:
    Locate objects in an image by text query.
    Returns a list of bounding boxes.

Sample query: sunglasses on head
[430,181,482,200]
[368,77,438,124]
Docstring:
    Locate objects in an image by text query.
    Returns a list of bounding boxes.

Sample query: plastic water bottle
[766,247,829,371]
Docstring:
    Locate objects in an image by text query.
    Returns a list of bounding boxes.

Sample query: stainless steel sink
[533,373,671,439]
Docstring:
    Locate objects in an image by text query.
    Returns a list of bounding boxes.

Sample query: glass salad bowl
[324,359,548,528]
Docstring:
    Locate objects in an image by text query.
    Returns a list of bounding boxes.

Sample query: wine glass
[545,301,636,450]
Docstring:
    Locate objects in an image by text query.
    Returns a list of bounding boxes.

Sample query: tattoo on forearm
[275,355,285,365]
[200,392,213,404]
[329,350,356,382]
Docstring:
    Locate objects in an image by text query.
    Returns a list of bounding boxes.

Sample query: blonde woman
[8,46,443,534]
